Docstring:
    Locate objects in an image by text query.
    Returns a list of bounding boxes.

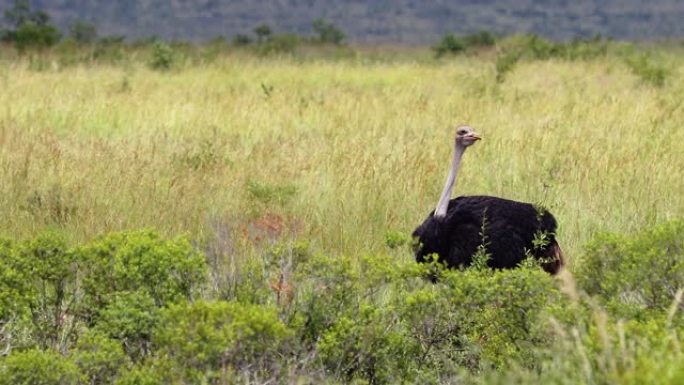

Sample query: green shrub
[462,31,497,48]
[258,33,301,55]
[577,220,684,318]
[433,34,466,57]
[317,303,411,384]
[0,238,30,322]
[17,231,78,350]
[69,20,97,44]
[149,42,174,70]
[494,34,609,82]
[14,22,61,51]
[114,358,173,385]
[73,330,130,384]
[94,291,159,360]
[404,266,560,371]
[312,18,346,45]
[290,252,560,382]
[384,230,410,249]
[0,348,82,385]
[294,254,362,346]
[624,53,669,87]
[232,34,251,46]
[92,36,126,64]
[153,300,291,382]
[465,305,684,385]
[253,24,272,44]
[76,230,207,323]
[434,31,496,57]
[3,0,61,51]
[564,35,609,60]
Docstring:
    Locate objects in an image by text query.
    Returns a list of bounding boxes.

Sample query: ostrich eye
[457,130,468,135]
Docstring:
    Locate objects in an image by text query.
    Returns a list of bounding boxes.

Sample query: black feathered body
[412,195,563,274]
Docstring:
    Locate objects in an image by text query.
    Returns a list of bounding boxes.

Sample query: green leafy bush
[0,348,82,385]
[294,253,363,346]
[3,221,684,384]
[384,229,410,249]
[494,34,609,82]
[92,36,126,65]
[433,31,496,57]
[2,0,62,51]
[317,303,410,384]
[401,266,560,371]
[69,20,97,44]
[232,34,251,46]
[289,252,561,383]
[0,238,30,322]
[76,230,207,323]
[73,330,130,384]
[577,220,684,318]
[153,300,291,382]
[624,53,669,87]
[258,33,301,55]
[312,18,346,45]
[433,34,466,57]
[16,231,78,350]
[14,22,61,51]
[114,358,173,385]
[149,42,174,70]
[94,291,159,360]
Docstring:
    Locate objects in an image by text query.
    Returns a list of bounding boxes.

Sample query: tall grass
[0,52,682,265]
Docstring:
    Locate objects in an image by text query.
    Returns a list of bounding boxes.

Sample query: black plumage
[412,195,563,274]
[413,125,564,274]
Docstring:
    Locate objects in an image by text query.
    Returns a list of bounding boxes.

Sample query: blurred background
[2,0,684,44]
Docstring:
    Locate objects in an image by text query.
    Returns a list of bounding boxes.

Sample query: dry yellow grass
[0,56,682,265]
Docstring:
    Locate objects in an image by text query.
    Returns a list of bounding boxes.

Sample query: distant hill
[2,0,684,43]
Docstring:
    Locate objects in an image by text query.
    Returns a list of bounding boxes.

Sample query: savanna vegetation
[1,3,684,383]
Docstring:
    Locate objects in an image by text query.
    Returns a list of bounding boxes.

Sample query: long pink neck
[434,144,465,218]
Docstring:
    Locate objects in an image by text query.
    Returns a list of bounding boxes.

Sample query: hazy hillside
[2,0,684,43]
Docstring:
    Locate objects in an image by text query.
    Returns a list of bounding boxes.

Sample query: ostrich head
[455,125,481,148]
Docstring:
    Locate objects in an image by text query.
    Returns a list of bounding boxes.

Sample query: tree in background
[232,33,251,46]
[433,30,496,57]
[69,20,97,44]
[312,18,345,45]
[2,0,61,50]
[253,24,272,44]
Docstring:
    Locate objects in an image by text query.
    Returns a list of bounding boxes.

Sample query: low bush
[494,34,609,82]
[153,300,291,383]
[76,229,207,324]
[0,348,82,385]
[624,53,669,87]
[434,31,496,57]
[0,222,682,383]
[258,33,301,55]
[73,330,130,384]
[149,42,174,70]
[0,229,206,358]
[577,220,684,318]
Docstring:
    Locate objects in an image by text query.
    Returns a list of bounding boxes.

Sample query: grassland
[0,44,684,383]
[1,50,682,261]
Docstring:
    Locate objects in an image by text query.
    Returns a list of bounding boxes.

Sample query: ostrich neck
[434,144,466,218]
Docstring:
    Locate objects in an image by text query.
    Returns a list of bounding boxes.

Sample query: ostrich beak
[468,133,482,141]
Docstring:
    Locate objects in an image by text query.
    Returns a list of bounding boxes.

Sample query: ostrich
[412,125,564,274]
